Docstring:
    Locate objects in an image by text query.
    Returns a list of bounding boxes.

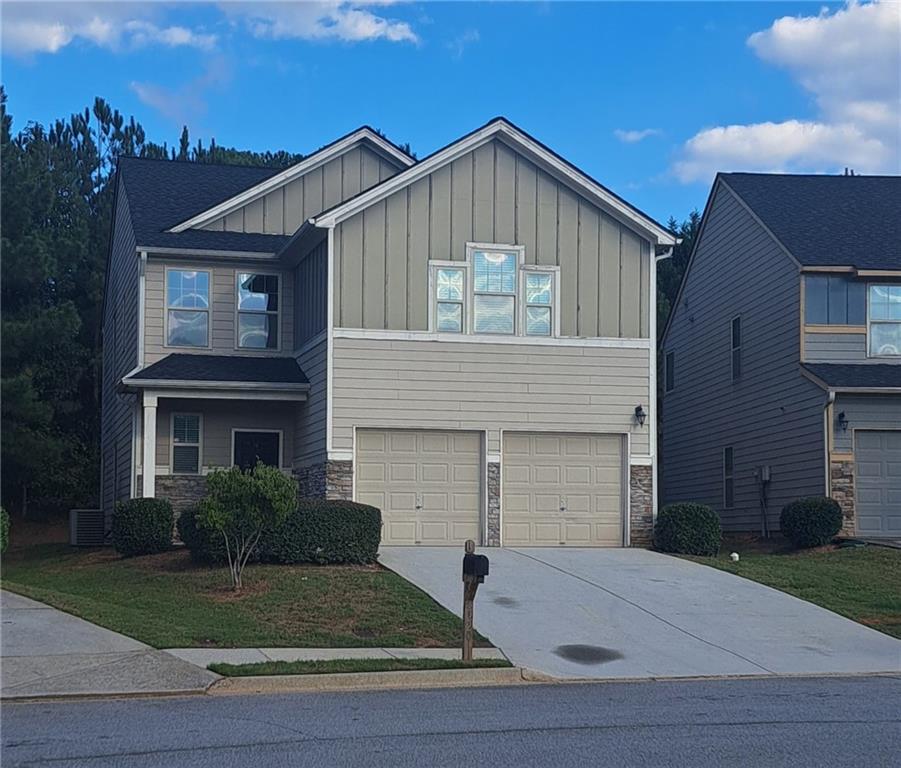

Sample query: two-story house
[103,118,676,547]
[661,173,901,539]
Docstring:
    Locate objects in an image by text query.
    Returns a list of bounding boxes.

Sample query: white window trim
[520,264,561,338]
[428,260,470,334]
[230,428,284,469]
[723,446,734,509]
[164,267,211,350]
[730,315,742,382]
[170,412,203,475]
[234,270,282,352]
[664,350,675,394]
[466,242,525,336]
[867,283,901,358]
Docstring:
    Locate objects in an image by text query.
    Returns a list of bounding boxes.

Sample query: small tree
[196,462,296,590]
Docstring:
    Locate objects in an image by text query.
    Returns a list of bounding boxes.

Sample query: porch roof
[123,353,309,389]
[802,363,901,391]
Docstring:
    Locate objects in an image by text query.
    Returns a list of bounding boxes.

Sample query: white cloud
[447,29,479,59]
[223,2,418,44]
[1,2,217,56]
[130,57,232,128]
[674,1,900,182]
[614,128,661,144]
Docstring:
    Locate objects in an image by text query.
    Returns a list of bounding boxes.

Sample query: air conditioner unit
[69,509,106,547]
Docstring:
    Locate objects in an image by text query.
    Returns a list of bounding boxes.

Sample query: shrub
[196,463,296,589]
[654,503,722,556]
[111,498,174,557]
[1,507,9,554]
[176,506,228,565]
[261,500,381,565]
[780,497,843,549]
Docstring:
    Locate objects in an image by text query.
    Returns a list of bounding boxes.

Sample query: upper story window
[868,285,901,356]
[428,244,557,337]
[731,316,742,381]
[805,275,866,325]
[166,269,209,348]
[664,351,675,393]
[237,272,279,349]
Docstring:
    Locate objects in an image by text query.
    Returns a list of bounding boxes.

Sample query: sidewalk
[165,647,507,667]
[1,591,217,700]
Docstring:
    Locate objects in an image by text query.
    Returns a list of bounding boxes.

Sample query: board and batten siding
[143,259,294,365]
[201,146,401,236]
[332,138,651,339]
[834,394,901,453]
[804,330,870,363]
[101,176,140,520]
[330,337,651,457]
[661,182,825,532]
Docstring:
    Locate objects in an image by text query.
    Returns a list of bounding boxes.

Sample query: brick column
[830,458,856,535]
[486,461,501,547]
[629,464,654,547]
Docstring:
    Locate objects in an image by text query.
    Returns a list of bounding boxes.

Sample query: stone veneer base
[295,460,353,501]
[629,465,654,547]
[830,459,856,535]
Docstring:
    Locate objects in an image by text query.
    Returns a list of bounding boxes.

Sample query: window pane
[731,316,741,349]
[238,313,278,348]
[724,447,734,474]
[237,273,279,311]
[436,268,464,301]
[172,445,199,474]
[870,322,901,356]
[167,270,209,309]
[827,276,848,324]
[167,310,208,347]
[173,415,199,444]
[525,306,551,336]
[473,251,516,293]
[848,281,866,325]
[870,285,901,321]
[732,348,742,380]
[234,432,280,470]
[665,351,674,392]
[725,478,734,508]
[473,294,515,334]
[436,302,462,332]
[805,276,828,324]
[525,273,553,305]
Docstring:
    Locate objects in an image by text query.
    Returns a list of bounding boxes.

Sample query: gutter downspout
[824,391,835,497]
[651,246,674,522]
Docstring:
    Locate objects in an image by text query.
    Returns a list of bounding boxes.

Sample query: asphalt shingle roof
[803,363,901,389]
[117,157,291,253]
[721,173,901,270]
[133,354,309,385]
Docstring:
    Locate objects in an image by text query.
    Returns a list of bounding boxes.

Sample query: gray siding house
[102,119,676,547]
[661,173,901,538]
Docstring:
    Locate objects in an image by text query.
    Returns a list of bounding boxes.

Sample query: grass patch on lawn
[209,657,512,677]
[1,543,489,650]
[688,539,901,639]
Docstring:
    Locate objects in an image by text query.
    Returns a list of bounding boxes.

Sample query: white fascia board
[315,121,676,246]
[168,129,415,234]
[122,376,310,394]
[138,246,279,260]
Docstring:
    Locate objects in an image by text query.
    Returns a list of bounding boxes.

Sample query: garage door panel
[534,436,562,456]
[564,465,591,485]
[389,463,417,482]
[855,430,901,538]
[453,464,480,483]
[504,464,530,483]
[534,466,561,484]
[389,432,417,453]
[420,463,449,483]
[356,462,386,482]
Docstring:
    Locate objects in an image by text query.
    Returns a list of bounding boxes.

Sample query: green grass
[209,657,512,677]
[688,542,901,639]
[1,543,489,649]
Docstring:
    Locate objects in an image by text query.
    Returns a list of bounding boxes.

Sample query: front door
[233,430,281,470]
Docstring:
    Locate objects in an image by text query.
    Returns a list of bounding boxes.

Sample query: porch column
[142,392,158,498]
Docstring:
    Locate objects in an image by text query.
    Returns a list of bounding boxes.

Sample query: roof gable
[168,127,415,234]
[313,118,676,246]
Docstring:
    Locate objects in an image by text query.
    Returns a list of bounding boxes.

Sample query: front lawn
[209,658,512,677]
[689,540,901,639]
[1,543,486,649]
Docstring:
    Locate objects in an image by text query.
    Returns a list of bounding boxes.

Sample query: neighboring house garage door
[356,429,482,545]
[855,431,901,537]
[502,432,624,546]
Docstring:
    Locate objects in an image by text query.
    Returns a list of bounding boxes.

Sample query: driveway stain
[554,644,623,665]
[493,596,519,607]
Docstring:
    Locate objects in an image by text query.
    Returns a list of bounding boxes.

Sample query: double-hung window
[166,269,209,347]
[472,248,519,334]
[171,414,201,474]
[868,285,901,356]
[432,264,466,332]
[723,446,734,509]
[805,275,866,325]
[731,316,742,381]
[237,273,279,349]
[523,270,554,336]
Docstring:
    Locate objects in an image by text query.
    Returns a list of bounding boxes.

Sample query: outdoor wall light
[634,404,647,427]
[838,411,849,432]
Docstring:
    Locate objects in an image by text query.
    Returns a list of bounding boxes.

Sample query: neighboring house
[102,118,676,547]
[661,173,901,538]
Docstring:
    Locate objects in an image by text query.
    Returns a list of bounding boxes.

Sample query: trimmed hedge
[261,500,381,565]
[780,497,843,549]
[176,506,228,564]
[654,502,722,556]
[112,498,174,557]
[1,507,9,554]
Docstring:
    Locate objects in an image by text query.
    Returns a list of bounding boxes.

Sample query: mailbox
[462,553,489,583]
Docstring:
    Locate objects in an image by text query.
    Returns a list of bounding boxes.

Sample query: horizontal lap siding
[202,146,402,235]
[662,184,824,531]
[334,138,650,339]
[834,394,901,453]
[144,260,294,364]
[294,335,327,467]
[331,337,651,456]
[804,331,869,362]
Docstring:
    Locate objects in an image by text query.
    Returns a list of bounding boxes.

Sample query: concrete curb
[208,666,536,695]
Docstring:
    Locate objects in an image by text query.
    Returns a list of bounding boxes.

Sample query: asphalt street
[3,675,900,767]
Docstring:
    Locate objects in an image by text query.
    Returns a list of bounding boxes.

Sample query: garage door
[356,429,482,545]
[855,431,901,537]
[502,432,624,546]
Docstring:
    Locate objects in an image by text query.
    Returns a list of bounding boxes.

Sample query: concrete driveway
[379,547,901,680]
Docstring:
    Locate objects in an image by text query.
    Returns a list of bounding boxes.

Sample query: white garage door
[855,430,901,537]
[502,432,624,546]
[356,429,482,545]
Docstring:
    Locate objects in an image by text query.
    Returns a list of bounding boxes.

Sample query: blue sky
[2,2,898,223]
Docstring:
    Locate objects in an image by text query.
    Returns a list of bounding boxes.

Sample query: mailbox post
[461,539,489,662]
